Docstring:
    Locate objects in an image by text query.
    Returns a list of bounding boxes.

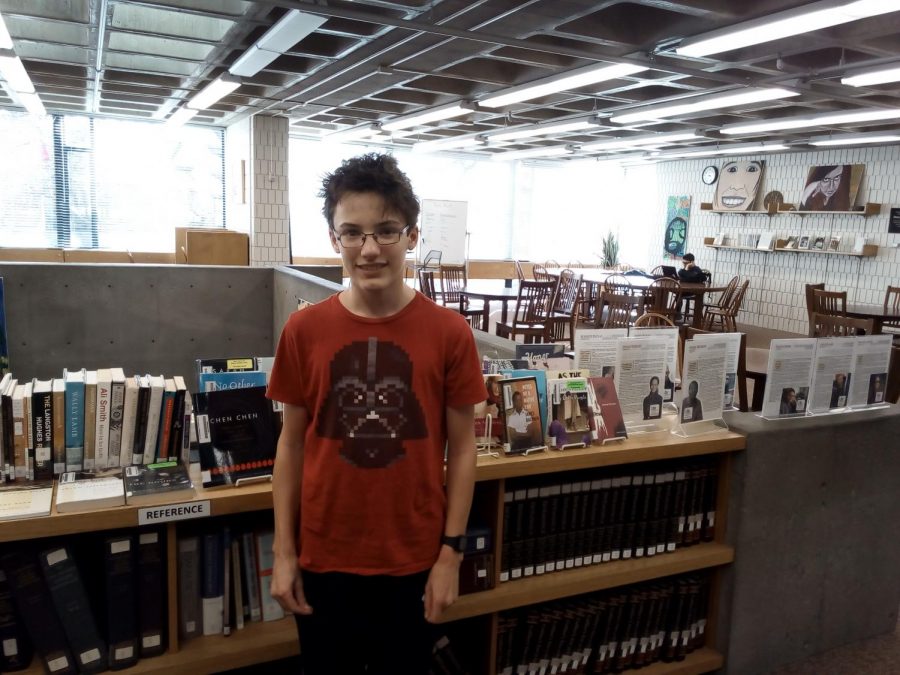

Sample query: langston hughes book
[192,386,277,488]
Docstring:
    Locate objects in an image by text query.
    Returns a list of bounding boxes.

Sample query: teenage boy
[266,153,485,675]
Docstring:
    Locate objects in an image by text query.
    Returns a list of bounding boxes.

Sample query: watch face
[702,166,718,185]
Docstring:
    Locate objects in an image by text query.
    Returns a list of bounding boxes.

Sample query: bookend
[476,415,500,459]
[550,441,587,452]
[503,444,547,457]
[672,418,730,438]
[233,474,273,487]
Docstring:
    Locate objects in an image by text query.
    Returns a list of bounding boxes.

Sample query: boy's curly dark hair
[319,153,420,230]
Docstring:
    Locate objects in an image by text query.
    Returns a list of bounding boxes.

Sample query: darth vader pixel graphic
[317,337,427,468]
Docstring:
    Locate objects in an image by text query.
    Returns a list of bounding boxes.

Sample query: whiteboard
[418,199,468,265]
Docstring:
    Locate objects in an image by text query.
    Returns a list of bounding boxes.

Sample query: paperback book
[192,386,277,488]
[124,460,195,506]
[55,470,125,513]
[0,480,54,521]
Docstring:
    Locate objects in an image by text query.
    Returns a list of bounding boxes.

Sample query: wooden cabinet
[5,428,744,675]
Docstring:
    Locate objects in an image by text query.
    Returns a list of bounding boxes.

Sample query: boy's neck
[340,283,416,318]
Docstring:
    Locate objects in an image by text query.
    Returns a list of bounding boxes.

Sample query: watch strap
[441,534,467,554]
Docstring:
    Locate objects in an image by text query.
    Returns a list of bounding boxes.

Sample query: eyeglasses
[332,225,410,248]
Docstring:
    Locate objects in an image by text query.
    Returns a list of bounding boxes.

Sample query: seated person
[677,253,706,284]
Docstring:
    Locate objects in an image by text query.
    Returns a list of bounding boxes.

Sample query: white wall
[224,116,251,233]
[643,146,900,334]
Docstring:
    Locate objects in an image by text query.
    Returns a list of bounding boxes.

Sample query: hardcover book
[143,375,165,465]
[197,370,267,393]
[196,357,258,375]
[83,371,98,470]
[192,386,277,488]
[255,530,284,622]
[156,378,177,462]
[177,535,202,640]
[103,534,138,670]
[63,368,86,472]
[166,376,188,462]
[0,566,34,671]
[589,376,628,443]
[136,530,167,657]
[107,368,126,468]
[94,369,112,470]
[499,377,545,456]
[124,461,195,506]
[131,375,152,465]
[0,374,14,481]
[55,470,125,513]
[120,375,140,466]
[30,379,54,480]
[51,378,65,475]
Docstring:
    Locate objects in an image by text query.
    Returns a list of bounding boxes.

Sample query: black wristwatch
[441,534,467,554]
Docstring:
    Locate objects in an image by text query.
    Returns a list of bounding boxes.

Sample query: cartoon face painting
[713,159,764,211]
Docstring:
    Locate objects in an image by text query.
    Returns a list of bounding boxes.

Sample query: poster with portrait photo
[615,336,668,423]
[760,339,816,418]
[847,334,893,407]
[680,339,728,425]
[800,164,864,211]
[808,337,855,413]
[798,235,811,250]
[692,331,742,409]
[500,376,545,455]
[663,195,691,257]
[713,159,764,211]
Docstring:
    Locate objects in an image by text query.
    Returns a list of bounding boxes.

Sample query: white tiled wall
[250,115,291,267]
[647,146,900,334]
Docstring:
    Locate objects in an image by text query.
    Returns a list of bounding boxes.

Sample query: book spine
[52,386,66,475]
[83,379,97,471]
[177,536,202,640]
[104,535,139,669]
[166,388,186,462]
[94,380,111,470]
[255,530,284,622]
[143,382,164,464]
[137,530,166,657]
[31,390,54,481]
[0,567,34,671]
[65,379,85,472]
[1,389,13,481]
[201,531,224,636]
[132,381,150,466]
[157,390,175,463]
[222,527,232,636]
[120,381,139,466]
[11,389,26,481]
[231,538,244,631]
[240,531,261,621]
[107,379,125,468]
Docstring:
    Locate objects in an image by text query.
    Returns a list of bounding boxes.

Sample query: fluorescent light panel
[492,146,573,161]
[166,107,198,126]
[842,65,900,87]
[325,123,383,142]
[488,119,597,142]
[610,88,798,124]
[809,131,900,146]
[229,45,281,78]
[257,10,326,53]
[413,136,485,153]
[721,107,900,134]
[0,13,12,50]
[656,141,789,159]
[581,130,702,152]
[187,74,241,110]
[382,102,473,132]
[0,49,35,93]
[676,0,900,58]
[480,63,646,108]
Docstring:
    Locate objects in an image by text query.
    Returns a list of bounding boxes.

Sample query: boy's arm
[424,403,476,623]
[270,402,313,615]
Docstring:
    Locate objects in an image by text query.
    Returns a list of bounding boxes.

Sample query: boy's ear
[329,229,340,254]
[407,225,419,250]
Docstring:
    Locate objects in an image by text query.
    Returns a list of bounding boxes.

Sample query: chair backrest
[603,273,633,295]
[514,259,526,282]
[532,263,551,281]
[887,346,900,405]
[811,288,847,316]
[809,312,874,337]
[633,312,676,327]
[439,264,467,304]
[804,282,826,326]
[418,268,437,301]
[513,280,557,324]
[650,265,665,277]
[701,269,713,285]
[716,276,740,308]
[544,259,561,268]
[422,249,442,268]
[646,278,681,313]
[885,285,900,312]
[552,269,582,315]
[727,279,751,317]
[601,291,638,328]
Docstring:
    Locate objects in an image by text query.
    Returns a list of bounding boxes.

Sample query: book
[21,381,33,480]
[798,235,811,250]
[137,529,167,657]
[64,368,86,472]
[132,375,151,465]
[240,531,262,622]
[143,375,165,465]
[120,375,140,466]
[124,461,195,506]
[783,236,798,249]
[52,378,65,475]
[39,545,108,673]
[0,374,14,481]
[11,384,27,480]
[756,230,775,250]
[156,378,177,462]
[0,566,34,671]
[197,370,267,393]
[0,480,54,521]
[108,368,126,468]
[498,376,545,456]
[94,368,112,469]
[196,357,258,375]
[589,376,627,443]
[812,235,826,250]
[166,376,187,462]
[852,235,867,254]
[193,386,277,488]
[201,530,224,636]
[222,527,232,636]
[55,470,125,513]
[231,536,244,631]
[83,371,98,471]
[177,535,202,640]
[827,235,842,252]
[103,534,139,670]
[30,378,54,480]
[255,530,284,622]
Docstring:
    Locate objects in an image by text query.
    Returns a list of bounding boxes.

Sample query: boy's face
[330,191,417,295]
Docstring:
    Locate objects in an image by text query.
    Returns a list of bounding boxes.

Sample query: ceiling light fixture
[676,0,900,58]
[413,136,486,153]
[655,141,789,159]
[186,74,241,111]
[842,65,900,87]
[480,63,646,109]
[324,123,384,142]
[581,130,703,152]
[0,49,35,93]
[809,131,900,146]
[381,101,474,132]
[0,13,12,50]
[720,106,900,134]
[491,145,576,161]
[166,107,198,126]
[610,87,799,124]
[229,10,326,77]
[487,118,599,143]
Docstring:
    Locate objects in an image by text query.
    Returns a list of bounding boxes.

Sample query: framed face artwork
[663,195,691,257]
[713,159,765,211]
[800,164,864,211]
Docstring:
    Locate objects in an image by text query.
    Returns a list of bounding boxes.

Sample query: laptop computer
[660,265,678,279]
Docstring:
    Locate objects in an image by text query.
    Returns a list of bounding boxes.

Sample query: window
[0,110,225,252]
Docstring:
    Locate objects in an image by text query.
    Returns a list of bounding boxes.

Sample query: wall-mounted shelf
[702,237,772,252]
[777,202,881,217]
[703,237,879,258]
[700,202,778,215]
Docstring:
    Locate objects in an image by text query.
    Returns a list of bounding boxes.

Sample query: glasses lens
[340,233,364,247]
[373,231,401,245]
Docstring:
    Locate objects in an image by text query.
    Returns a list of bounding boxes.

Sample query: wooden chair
[707,276,740,312]
[645,278,681,324]
[532,263,551,281]
[418,268,438,302]
[603,273,634,295]
[887,346,900,404]
[547,269,583,350]
[804,283,826,329]
[682,327,752,412]
[514,259,526,282]
[809,312,874,337]
[682,269,713,324]
[599,291,638,329]
[811,289,847,317]
[495,279,556,344]
[439,263,467,307]
[703,279,749,332]
[883,286,900,333]
[633,312,676,327]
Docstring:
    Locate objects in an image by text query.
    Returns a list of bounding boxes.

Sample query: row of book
[0,369,190,483]
[496,573,710,675]
[0,529,167,674]
[501,460,717,582]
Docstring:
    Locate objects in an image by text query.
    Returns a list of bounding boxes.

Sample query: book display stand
[476,415,501,459]
[233,474,273,487]
[672,418,730,438]
[503,444,547,457]
[550,440,587,452]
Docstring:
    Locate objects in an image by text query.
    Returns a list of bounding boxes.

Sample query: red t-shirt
[266,292,485,575]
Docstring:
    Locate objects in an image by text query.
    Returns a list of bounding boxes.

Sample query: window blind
[0,110,225,252]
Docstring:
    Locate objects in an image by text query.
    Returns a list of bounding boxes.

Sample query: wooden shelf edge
[772,247,873,257]
[638,647,724,675]
[443,543,734,622]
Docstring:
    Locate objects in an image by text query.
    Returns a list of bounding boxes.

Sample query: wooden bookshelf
[640,647,724,675]
[778,202,881,217]
[443,542,734,621]
[703,236,878,258]
[700,201,778,215]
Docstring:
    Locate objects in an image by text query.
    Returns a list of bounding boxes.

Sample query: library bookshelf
[6,426,744,675]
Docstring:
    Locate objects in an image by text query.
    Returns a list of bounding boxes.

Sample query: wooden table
[460,281,520,328]
[844,303,900,334]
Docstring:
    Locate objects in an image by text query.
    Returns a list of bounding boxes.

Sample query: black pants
[295,569,435,675]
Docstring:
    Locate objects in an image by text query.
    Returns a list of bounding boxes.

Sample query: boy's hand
[271,554,313,615]
[424,546,462,623]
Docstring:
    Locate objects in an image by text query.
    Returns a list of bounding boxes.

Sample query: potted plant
[600,232,619,269]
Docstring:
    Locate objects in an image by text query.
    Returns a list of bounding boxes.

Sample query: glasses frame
[332,224,411,248]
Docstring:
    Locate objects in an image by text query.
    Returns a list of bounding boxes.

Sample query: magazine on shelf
[760,339,816,418]
[798,235,811,250]
[757,230,776,251]
[783,236,798,250]
[852,235,866,254]
[827,235,842,252]
[808,337,855,413]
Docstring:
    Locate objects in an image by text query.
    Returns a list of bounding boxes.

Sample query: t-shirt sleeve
[267,313,307,408]
[445,318,487,408]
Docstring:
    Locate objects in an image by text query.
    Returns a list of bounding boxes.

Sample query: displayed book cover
[124,460,195,506]
[55,470,125,513]
[499,376,545,455]
[499,369,548,437]
[852,235,866,254]
[783,235,798,249]
[192,386,277,488]
[798,235,811,250]
[482,357,528,374]
[588,376,628,443]
[514,343,567,370]
[827,235,842,252]
[757,230,775,250]
[196,357,258,375]
[0,480,54,521]
[812,235,826,250]
[547,378,592,449]
[198,370,267,393]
